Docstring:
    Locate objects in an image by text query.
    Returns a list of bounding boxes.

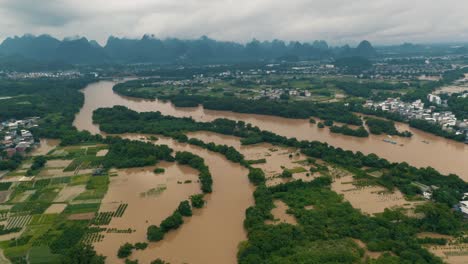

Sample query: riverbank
[74,80,467,179]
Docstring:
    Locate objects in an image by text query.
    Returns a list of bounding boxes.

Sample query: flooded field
[30,139,60,156]
[74,80,467,180]
[70,80,468,263]
[417,233,468,264]
[189,131,425,216]
[92,135,253,264]
[187,131,317,186]
[265,200,297,225]
[331,174,424,215]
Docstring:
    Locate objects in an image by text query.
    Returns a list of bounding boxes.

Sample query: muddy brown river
[94,135,253,264]
[74,80,467,180]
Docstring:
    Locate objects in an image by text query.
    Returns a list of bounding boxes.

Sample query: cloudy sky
[1,0,467,46]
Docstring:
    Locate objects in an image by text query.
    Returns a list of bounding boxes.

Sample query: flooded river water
[74,80,467,180]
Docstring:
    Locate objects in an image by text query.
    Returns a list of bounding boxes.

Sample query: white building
[459,201,468,215]
[427,94,442,105]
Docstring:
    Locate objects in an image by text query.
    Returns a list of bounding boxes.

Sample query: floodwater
[73,80,467,180]
[265,200,297,225]
[187,131,317,186]
[331,174,424,215]
[417,233,468,264]
[30,139,60,156]
[72,80,467,263]
[93,135,253,264]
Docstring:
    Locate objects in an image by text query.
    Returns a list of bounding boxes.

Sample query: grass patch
[287,167,308,174]
[63,203,100,215]
[28,246,61,264]
[0,182,13,191]
[247,159,267,165]
[140,185,166,197]
[74,175,109,200]
[70,175,91,186]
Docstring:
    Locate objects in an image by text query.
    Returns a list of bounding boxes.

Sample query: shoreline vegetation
[91,105,468,263]
[112,69,468,142]
[0,76,466,263]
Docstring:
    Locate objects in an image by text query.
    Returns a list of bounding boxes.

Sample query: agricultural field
[0,143,111,263]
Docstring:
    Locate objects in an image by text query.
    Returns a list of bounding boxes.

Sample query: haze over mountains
[0,34,377,65]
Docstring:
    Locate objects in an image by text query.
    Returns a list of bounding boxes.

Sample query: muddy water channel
[74,80,467,179]
[72,80,468,263]
[93,134,253,264]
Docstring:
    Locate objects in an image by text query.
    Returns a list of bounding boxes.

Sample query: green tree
[147,225,164,242]
[117,243,134,259]
[190,194,205,208]
[61,244,106,264]
[177,200,192,217]
[160,212,184,232]
[248,168,266,186]
[281,169,293,178]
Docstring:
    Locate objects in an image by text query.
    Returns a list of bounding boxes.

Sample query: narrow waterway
[73,80,468,180]
[92,134,253,264]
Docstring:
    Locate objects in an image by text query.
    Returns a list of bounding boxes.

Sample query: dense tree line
[0,153,23,171]
[409,119,466,142]
[92,106,467,207]
[91,106,466,263]
[239,177,458,263]
[365,117,412,137]
[147,200,195,242]
[0,78,99,147]
[447,94,468,120]
[26,155,47,176]
[329,125,369,137]
[330,79,407,98]
[102,137,174,169]
[61,244,106,264]
[175,151,212,193]
[50,222,87,254]
[113,82,362,125]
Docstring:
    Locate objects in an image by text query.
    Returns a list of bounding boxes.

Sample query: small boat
[383,139,397,145]
[422,140,430,144]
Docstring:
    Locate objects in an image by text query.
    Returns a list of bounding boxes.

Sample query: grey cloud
[0,0,467,45]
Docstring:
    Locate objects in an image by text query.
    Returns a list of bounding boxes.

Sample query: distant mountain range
[0,34,378,65]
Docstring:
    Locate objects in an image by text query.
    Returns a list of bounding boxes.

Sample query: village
[364,95,468,141]
[0,117,40,161]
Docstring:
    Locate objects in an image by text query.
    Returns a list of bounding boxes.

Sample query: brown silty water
[73,80,467,180]
[92,134,253,264]
[72,80,468,263]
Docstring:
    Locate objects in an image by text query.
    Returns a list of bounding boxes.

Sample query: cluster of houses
[2,70,83,79]
[413,182,468,217]
[251,88,313,100]
[364,97,468,138]
[370,63,448,78]
[0,118,39,158]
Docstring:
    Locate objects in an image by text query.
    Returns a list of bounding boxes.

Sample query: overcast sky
[1,0,467,46]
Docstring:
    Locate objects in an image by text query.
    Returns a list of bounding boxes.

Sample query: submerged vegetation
[93,106,467,207]
[91,105,467,262]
